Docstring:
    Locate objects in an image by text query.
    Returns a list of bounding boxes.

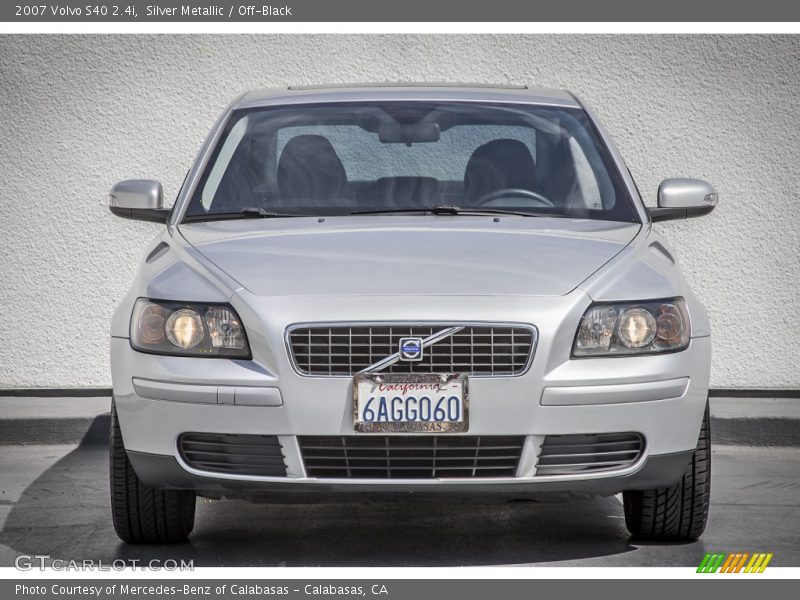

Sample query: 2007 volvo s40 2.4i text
[108,84,717,544]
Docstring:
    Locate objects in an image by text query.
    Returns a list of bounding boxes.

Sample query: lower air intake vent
[178,433,287,477]
[535,432,644,476]
[299,435,525,479]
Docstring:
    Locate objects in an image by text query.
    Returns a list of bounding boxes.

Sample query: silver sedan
[107,84,717,544]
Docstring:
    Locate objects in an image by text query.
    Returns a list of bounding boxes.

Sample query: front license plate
[353,373,469,433]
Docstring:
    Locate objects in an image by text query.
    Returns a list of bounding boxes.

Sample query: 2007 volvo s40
[107,84,717,544]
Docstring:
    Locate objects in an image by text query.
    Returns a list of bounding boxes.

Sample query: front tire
[623,401,711,542]
[109,401,196,543]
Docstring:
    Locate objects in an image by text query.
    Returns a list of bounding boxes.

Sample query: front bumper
[127,448,695,500]
[111,317,710,497]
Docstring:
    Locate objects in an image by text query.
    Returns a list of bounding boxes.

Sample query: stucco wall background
[0,34,797,389]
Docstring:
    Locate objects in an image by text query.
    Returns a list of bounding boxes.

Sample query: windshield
[183,101,639,223]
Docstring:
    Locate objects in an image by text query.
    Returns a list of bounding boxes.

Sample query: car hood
[179,216,639,297]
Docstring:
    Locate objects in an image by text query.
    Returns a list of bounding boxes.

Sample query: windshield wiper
[239,207,300,218]
[350,205,552,218]
[183,208,306,222]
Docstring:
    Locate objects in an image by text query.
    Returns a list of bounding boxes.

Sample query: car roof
[235,83,581,110]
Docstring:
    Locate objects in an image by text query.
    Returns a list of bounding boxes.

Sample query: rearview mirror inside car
[378,120,441,144]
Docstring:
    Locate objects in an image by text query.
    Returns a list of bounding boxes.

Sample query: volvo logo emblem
[398,337,424,361]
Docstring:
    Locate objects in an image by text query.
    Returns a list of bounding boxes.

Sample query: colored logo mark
[398,337,423,361]
[697,552,773,573]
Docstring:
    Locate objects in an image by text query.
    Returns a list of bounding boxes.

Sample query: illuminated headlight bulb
[166,309,205,349]
[617,308,656,348]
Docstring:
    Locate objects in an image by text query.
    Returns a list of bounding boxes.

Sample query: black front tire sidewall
[623,401,711,542]
[109,400,196,543]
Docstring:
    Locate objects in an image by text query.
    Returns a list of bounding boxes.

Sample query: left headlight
[130,298,251,358]
[572,298,690,357]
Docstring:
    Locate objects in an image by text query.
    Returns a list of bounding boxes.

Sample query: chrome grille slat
[288,324,535,376]
[299,444,522,451]
[541,438,641,447]
[180,440,282,448]
[299,455,523,461]
[535,433,644,476]
[538,450,640,460]
[181,450,286,459]
[299,435,525,479]
[305,465,518,471]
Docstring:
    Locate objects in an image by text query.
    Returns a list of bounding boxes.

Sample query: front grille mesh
[299,435,525,479]
[179,433,287,477]
[288,325,534,376]
[535,432,644,476]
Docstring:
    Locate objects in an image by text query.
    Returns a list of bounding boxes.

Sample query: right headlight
[572,298,690,357]
[130,298,251,358]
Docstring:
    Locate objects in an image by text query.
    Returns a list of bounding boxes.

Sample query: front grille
[288,324,535,376]
[535,432,644,476]
[178,433,287,477]
[299,435,525,479]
